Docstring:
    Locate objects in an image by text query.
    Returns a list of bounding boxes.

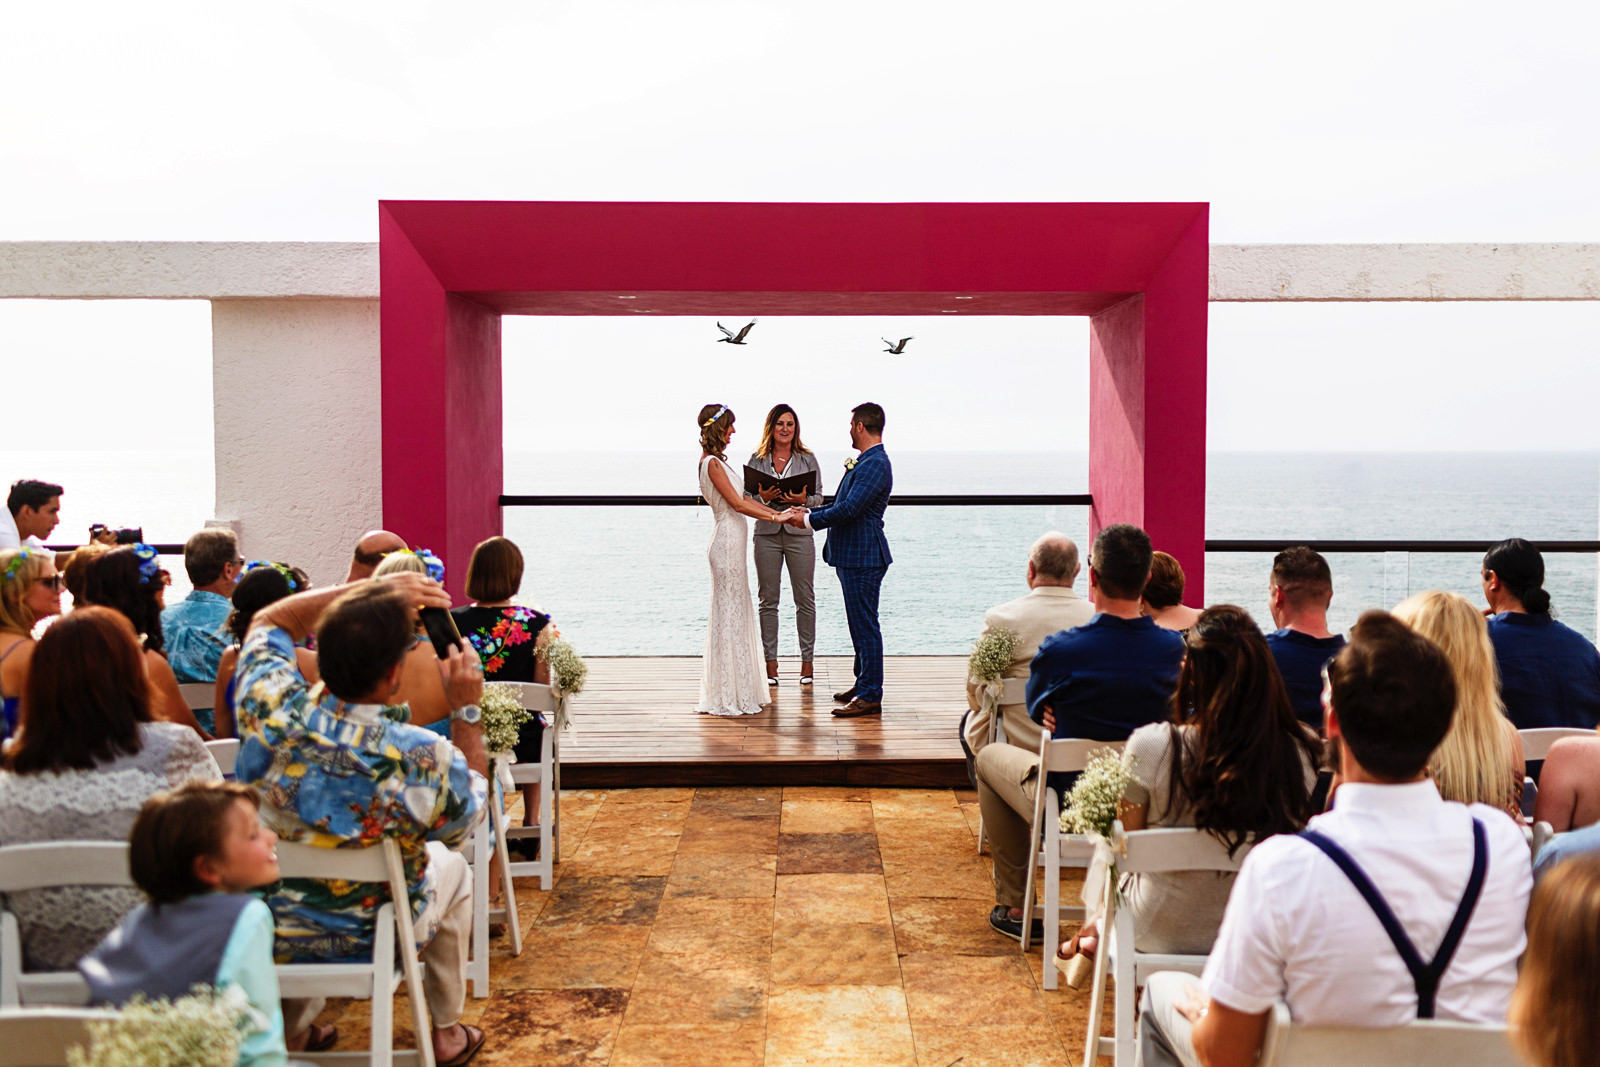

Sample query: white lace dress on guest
[696,455,768,716]
[0,722,221,971]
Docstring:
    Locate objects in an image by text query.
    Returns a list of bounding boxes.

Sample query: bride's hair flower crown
[702,406,728,428]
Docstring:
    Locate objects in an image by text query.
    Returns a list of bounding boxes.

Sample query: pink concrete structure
[379,201,1209,599]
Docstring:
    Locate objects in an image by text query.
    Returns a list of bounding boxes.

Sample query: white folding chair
[176,683,213,712]
[1517,726,1594,761]
[975,676,1028,854]
[1257,1001,1520,1067]
[1082,825,1252,1067]
[0,1007,120,1067]
[0,843,133,1008]
[1018,734,1126,988]
[272,838,435,1067]
[460,792,522,1000]
[204,738,239,776]
[501,682,562,890]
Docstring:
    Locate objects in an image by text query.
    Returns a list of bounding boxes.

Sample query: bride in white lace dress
[696,404,785,715]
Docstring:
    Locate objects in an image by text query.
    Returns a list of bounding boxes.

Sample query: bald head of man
[1027,532,1080,588]
[346,529,408,582]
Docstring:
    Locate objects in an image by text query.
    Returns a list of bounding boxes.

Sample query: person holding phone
[746,404,823,687]
[373,549,457,738]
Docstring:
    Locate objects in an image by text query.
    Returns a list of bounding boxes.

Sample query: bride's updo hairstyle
[698,404,734,459]
[1483,537,1553,615]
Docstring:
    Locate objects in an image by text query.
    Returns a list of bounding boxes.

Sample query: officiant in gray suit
[746,404,825,688]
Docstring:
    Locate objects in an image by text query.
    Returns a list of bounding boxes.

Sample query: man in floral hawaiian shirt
[235,571,489,1065]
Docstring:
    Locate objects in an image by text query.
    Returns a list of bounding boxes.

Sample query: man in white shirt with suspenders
[1138,611,1532,1067]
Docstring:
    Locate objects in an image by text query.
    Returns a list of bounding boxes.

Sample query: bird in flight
[882,336,913,354]
[717,320,757,344]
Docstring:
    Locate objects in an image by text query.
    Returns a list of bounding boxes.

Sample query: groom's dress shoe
[833,687,858,704]
[833,698,882,718]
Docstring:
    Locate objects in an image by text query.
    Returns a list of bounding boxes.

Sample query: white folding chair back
[501,682,561,890]
[176,683,213,711]
[461,792,522,999]
[1518,726,1593,761]
[1018,735,1126,981]
[272,838,435,1067]
[0,843,134,1008]
[1083,825,1251,1067]
[0,1007,120,1066]
[975,677,1029,855]
[204,738,239,776]
[1257,1002,1520,1067]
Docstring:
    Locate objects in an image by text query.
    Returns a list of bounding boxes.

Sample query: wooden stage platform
[559,656,970,788]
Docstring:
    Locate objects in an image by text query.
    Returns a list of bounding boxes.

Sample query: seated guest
[233,570,488,1065]
[62,542,110,609]
[212,563,318,739]
[344,528,408,583]
[1,479,64,563]
[160,529,245,733]
[79,782,291,1067]
[975,523,1184,942]
[1511,854,1600,1067]
[83,544,210,738]
[373,549,454,737]
[1531,732,1600,831]
[0,607,220,973]
[0,547,63,742]
[1264,546,1345,730]
[1532,818,1600,880]
[1137,611,1531,1067]
[1054,606,1319,985]
[1140,551,1202,634]
[1393,591,1525,818]
[960,533,1093,773]
[1483,537,1600,730]
[452,536,555,845]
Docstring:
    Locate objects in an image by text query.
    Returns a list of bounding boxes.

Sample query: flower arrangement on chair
[67,986,258,1067]
[1058,749,1134,988]
[536,633,587,732]
[967,627,1020,725]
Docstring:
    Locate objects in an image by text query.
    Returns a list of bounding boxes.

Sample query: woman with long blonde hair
[0,547,64,743]
[1510,854,1600,1067]
[1392,590,1524,817]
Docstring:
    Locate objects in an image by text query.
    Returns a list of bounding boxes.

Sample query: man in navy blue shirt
[1263,547,1346,731]
[975,523,1184,942]
[1482,538,1600,731]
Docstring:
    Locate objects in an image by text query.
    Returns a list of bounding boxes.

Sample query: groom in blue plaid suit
[783,403,893,717]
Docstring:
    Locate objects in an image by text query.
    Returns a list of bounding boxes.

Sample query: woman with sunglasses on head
[0,547,65,744]
[211,562,318,739]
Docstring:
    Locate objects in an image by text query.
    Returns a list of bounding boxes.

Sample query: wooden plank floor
[560,656,971,788]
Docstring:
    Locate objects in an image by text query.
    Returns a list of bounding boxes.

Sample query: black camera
[90,524,143,545]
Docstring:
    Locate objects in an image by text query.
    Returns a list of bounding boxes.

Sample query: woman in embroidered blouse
[0,547,63,743]
[0,607,220,972]
[451,536,553,840]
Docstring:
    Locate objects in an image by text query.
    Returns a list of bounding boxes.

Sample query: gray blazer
[746,450,824,536]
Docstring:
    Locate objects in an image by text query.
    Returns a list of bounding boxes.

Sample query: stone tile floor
[313,786,1100,1066]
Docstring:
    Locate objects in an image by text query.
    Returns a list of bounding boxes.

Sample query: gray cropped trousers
[752,530,816,661]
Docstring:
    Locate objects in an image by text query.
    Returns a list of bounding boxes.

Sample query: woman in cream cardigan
[746,404,824,687]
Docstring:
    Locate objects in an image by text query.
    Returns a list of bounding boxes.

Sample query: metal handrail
[499,493,1094,507]
[1206,539,1600,553]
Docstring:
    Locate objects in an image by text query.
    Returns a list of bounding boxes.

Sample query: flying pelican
[882,336,913,354]
[717,320,757,344]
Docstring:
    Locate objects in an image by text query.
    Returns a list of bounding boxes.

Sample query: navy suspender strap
[1297,818,1488,1019]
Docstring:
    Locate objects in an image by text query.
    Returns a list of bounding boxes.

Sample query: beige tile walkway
[313,786,1104,1066]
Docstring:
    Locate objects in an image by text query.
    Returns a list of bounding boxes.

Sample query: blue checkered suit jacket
[809,445,893,568]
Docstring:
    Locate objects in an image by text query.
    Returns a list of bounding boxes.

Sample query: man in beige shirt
[961,533,1094,776]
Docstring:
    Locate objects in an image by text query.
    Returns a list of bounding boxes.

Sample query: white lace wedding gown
[696,455,768,716]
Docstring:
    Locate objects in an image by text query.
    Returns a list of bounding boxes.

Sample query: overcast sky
[4,0,1600,456]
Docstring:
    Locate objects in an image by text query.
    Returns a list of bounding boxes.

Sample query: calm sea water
[10,449,1597,651]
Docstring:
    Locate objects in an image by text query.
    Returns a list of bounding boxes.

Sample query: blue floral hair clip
[244,559,301,593]
[413,548,446,584]
[1,548,36,584]
[131,543,163,585]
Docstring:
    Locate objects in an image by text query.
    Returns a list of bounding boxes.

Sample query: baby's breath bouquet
[480,681,533,777]
[537,634,587,730]
[67,987,255,1067]
[1061,749,1135,916]
[968,627,1020,683]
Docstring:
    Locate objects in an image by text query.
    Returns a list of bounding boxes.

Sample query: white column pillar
[210,298,382,588]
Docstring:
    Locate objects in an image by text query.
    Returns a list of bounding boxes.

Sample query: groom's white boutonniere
[844,457,858,471]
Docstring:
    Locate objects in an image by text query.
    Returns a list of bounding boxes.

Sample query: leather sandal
[438,1024,486,1067]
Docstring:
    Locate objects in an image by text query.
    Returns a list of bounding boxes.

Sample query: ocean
[11,449,1597,652]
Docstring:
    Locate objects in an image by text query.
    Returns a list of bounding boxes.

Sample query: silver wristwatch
[449,703,482,725]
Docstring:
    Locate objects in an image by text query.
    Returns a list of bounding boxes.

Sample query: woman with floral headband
[0,547,64,743]
[374,548,457,736]
[211,562,318,738]
[81,544,211,739]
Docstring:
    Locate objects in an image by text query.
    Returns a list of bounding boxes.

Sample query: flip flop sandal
[438,1024,487,1067]
[305,1024,338,1053]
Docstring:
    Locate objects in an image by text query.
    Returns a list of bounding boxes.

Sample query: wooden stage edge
[559,655,974,789]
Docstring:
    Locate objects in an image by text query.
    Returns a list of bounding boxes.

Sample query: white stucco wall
[211,299,381,587]
[0,242,378,299]
[1210,242,1600,301]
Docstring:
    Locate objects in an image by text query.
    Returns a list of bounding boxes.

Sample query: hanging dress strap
[1298,818,1488,1019]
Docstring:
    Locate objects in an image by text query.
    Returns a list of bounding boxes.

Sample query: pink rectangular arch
[380,201,1208,600]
